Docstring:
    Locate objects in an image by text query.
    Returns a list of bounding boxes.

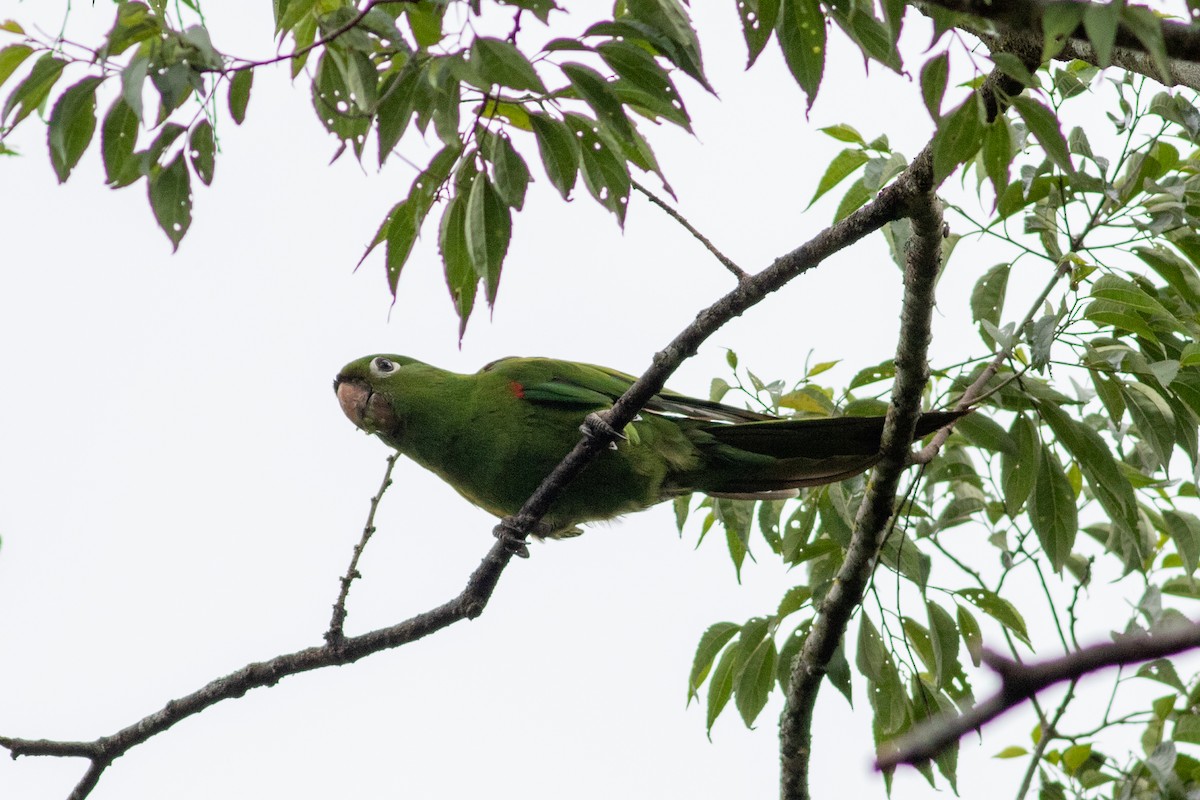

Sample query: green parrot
[334,355,962,538]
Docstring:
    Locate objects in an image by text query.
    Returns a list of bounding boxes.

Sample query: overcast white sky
[0,2,1160,798]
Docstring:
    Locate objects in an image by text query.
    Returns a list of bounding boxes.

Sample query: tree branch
[876,622,1200,770]
[327,453,399,645]
[0,534,517,799]
[923,0,1200,90]
[779,189,945,800]
[631,179,750,282]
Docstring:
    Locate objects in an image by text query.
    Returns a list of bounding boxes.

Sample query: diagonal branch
[631,179,750,282]
[779,188,944,800]
[876,621,1200,770]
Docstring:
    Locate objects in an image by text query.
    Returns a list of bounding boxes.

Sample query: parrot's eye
[371,357,397,375]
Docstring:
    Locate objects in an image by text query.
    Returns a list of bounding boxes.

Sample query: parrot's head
[334,354,426,447]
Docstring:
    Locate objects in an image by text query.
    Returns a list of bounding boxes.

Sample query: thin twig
[1015,680,1077,800]
[327,453,399,645]
[912,258,1071,463]
[876,623,1200,769]
[631,179,750,282]
[228,0,417,73]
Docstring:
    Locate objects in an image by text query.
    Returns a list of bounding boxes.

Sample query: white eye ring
[371,357,397,375]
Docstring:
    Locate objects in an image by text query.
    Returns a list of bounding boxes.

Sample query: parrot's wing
[484,357,774,423]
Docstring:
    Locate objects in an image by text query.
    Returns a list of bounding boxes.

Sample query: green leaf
[1028,445,1078,572]
[1082,1,1119,67]
[1041,2,1084,60]
[3,53,67,126]
[932,94,984,182]
[970,262,1010,344]
[927,602,959,691]
[920,51,949,120]
[438,193,476,338]
[807,148,868,209]
[776,0,825,107]
[1137,658,1187,693]
[564,113,630,223]
[777,585,811,620]
[956,603,983,667]
[622,0,710,92]
[47,76,102,183]
[465,171,512,306]
[1122,382,1176,470]
[121,53,149,122]
[599,39,690,129]
[737,0,780,68]
[311,52,369,155]
[101,1,160,58]
[833,176,871,222]
[1010,95,1074,174]
[471,36,546,93]
[1001,414,1040,515]
[228,69,252,125]
[1121,6,1172,85]
[955,588,1030,646]
[562,62,635,143]
[1039,401,1140,544]
[483,132,531,211]
[995,746,1028,759]
[705,642,742,734]
[982,115,1013,198]
[687,621,740,703]
[101,97,140,187]
[856,614,893,683]
[735,637,777,726]
[376,58,422,163]
[954,412,1016,454]
[529,113,579,200]
[147,151,192,251]
[188,120,215,186]
[819,124,865,144]
[1164,510,1200,576]
[0,43,33,93]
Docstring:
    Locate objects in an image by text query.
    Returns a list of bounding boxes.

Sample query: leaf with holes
[529,113,578,200]
[737,0,780,67]
[148,151,192,251]
[776,0,825,106]
[101,97,140,187]
[188,120,215,186]
[955,588,1030,646]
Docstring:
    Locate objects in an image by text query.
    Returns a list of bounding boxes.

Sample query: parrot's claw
[493,516,538,558]
[581,411,625,450]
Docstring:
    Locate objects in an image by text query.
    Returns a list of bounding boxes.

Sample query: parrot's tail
[694,409,967,494]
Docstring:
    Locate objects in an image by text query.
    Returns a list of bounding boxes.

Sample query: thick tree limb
[779,190,945,800]
[923,0,1200,89]
[876,622,1200,770]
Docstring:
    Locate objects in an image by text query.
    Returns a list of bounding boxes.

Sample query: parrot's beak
[335,375,402,442]
[334,376,367,428]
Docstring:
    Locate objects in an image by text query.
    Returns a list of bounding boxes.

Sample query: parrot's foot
[493,515,546,558]
[580,411,625,450]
